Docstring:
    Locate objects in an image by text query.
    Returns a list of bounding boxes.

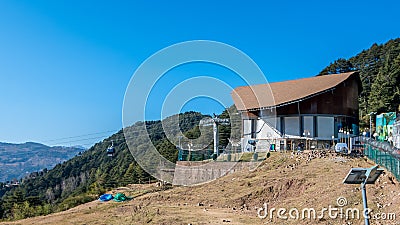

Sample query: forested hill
[0,111,210,220]
[319,38,400,126]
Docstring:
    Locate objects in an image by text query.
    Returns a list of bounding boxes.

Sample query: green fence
[364,144,400,181]
[178,149,214,161]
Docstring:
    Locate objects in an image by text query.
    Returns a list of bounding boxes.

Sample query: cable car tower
[107,140,115,157]
[199,114,230,156]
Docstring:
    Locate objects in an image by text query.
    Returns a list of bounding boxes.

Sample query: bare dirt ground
[2,152,399,225]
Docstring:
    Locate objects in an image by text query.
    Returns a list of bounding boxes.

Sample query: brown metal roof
[231,71,359,111]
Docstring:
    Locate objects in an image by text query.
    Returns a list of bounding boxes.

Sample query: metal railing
[178,148,214,161]
[360,137,400,181]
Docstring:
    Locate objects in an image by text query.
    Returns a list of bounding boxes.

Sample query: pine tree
[369,48,400,113]
[0,199,4,218]
[122,163,136,186]
[319,38,400,125]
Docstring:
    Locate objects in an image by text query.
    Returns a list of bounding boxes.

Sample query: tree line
[319,38,400,127]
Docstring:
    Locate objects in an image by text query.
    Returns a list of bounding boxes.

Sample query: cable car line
[43,129,119,143]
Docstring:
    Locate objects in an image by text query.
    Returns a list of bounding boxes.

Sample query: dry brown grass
[2,152,399,225]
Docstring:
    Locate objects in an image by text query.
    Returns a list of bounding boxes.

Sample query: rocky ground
[1,151,399,225]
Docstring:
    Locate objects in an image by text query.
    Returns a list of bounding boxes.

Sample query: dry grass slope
[2,152,399,225]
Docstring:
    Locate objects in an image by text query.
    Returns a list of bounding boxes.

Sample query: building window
[317,116,334,139]
[284,117,300,136]
[303,116,314,137]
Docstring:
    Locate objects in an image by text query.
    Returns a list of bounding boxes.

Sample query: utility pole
[178,136,182,149]
[200,115,230,157]
[343,165,383,225]
[369,112,376,138]
[213,122,219,156]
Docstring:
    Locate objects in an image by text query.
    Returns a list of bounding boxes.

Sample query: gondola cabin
[107,141,115,157]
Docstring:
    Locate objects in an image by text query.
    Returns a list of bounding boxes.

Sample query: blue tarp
[98,193,113,202]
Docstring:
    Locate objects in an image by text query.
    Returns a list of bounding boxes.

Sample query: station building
[231,72,362,151]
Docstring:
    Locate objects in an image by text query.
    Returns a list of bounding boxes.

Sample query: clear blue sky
[0,0,399,147]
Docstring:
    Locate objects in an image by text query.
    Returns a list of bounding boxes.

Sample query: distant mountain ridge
[0,142,84,182]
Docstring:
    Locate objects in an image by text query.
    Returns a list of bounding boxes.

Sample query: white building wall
[242,119,253,152]
[243,119,252,137]
[257,117,281,139]
[241,117,282,152]
[256,118,282,151]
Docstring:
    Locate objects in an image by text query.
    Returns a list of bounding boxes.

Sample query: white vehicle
[335,143,349,154]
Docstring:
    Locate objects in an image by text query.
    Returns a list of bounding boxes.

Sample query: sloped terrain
[3,152,399,225]
[0,111,210,220]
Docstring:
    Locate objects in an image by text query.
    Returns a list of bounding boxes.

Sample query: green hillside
[0,111,213,220]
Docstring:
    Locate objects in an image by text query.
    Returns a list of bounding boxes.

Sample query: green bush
[58,195,95,211]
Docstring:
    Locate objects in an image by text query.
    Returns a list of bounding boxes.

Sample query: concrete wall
[172,161,258,186]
